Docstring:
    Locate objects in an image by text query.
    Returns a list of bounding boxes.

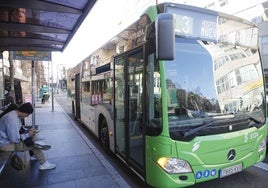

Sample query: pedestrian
[0,102,56,170]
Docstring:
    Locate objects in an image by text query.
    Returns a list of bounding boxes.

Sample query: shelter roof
[0,0,96,52]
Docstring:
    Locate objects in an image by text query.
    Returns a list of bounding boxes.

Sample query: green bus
[69,2,267,187]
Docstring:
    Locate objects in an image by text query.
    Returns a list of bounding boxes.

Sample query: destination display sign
[166,5,258,48]
[167,6,217,41]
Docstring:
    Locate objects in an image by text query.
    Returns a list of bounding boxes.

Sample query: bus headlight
[258,139,266,153]
[157,157,192,174]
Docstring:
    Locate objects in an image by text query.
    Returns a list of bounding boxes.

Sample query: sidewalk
[0,99,130,188]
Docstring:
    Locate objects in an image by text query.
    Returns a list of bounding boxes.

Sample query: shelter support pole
[51,61,54,112]
[31,60,36,127]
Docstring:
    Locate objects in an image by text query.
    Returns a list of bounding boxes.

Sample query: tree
[8,52,15,103]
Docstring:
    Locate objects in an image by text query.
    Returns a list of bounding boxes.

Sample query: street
[55,92,268,188]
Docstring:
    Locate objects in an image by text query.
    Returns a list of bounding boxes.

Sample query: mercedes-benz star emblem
[227,149,236,161]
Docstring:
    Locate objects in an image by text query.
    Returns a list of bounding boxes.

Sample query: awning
[0,0,97,52]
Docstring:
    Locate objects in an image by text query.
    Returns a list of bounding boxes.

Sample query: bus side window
[103,78,112,104]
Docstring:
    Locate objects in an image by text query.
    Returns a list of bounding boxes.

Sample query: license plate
[220,164,242,178]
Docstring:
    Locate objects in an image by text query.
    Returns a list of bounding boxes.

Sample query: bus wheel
[100,119,110,153]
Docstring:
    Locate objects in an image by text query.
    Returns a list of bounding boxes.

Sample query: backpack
[10,152,26,170]
[0,103,19,119]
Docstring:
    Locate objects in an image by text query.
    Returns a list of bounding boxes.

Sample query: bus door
[114,47,145,175]
[74,73,81,120]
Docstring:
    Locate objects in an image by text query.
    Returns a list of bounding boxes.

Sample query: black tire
[99,118,110,153]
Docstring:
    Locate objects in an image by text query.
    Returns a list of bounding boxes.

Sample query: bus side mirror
[155,13,175,60]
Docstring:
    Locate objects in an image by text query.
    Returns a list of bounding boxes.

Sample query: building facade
[0,51,49,108]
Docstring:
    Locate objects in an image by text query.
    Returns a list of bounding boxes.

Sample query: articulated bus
[68,2,267,187]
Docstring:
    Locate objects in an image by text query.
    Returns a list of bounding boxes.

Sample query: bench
[0,107,13,175]
[0,103,20,174]
[0,151,13,175]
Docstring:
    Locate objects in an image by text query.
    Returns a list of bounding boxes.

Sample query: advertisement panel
[13,51,51,61]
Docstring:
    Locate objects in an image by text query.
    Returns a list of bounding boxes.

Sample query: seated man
[0,103,49,159]
[0,102,56,170]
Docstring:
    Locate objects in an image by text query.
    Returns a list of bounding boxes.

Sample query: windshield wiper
[182,115,264,138]
[183,120,215,137]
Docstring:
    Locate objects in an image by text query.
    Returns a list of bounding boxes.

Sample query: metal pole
[0,52,3,100]
[51,61,54,112]
[31,60,36,126]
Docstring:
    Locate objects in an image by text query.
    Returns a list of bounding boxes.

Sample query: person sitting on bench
[0,102,56,170]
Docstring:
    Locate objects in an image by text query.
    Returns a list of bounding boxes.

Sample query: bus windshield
[163,37,265,141]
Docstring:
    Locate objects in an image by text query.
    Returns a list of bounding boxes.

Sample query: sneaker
[39,161,56,170]
[34,134,46,141]
[33,141,51,150]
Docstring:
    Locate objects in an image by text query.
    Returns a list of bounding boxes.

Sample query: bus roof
[155,2,256,27]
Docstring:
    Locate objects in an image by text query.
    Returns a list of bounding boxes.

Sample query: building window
[260,36,268,55]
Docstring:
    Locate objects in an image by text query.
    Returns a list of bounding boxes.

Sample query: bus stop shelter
[0,0,97,52]
[0,0,97,124]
